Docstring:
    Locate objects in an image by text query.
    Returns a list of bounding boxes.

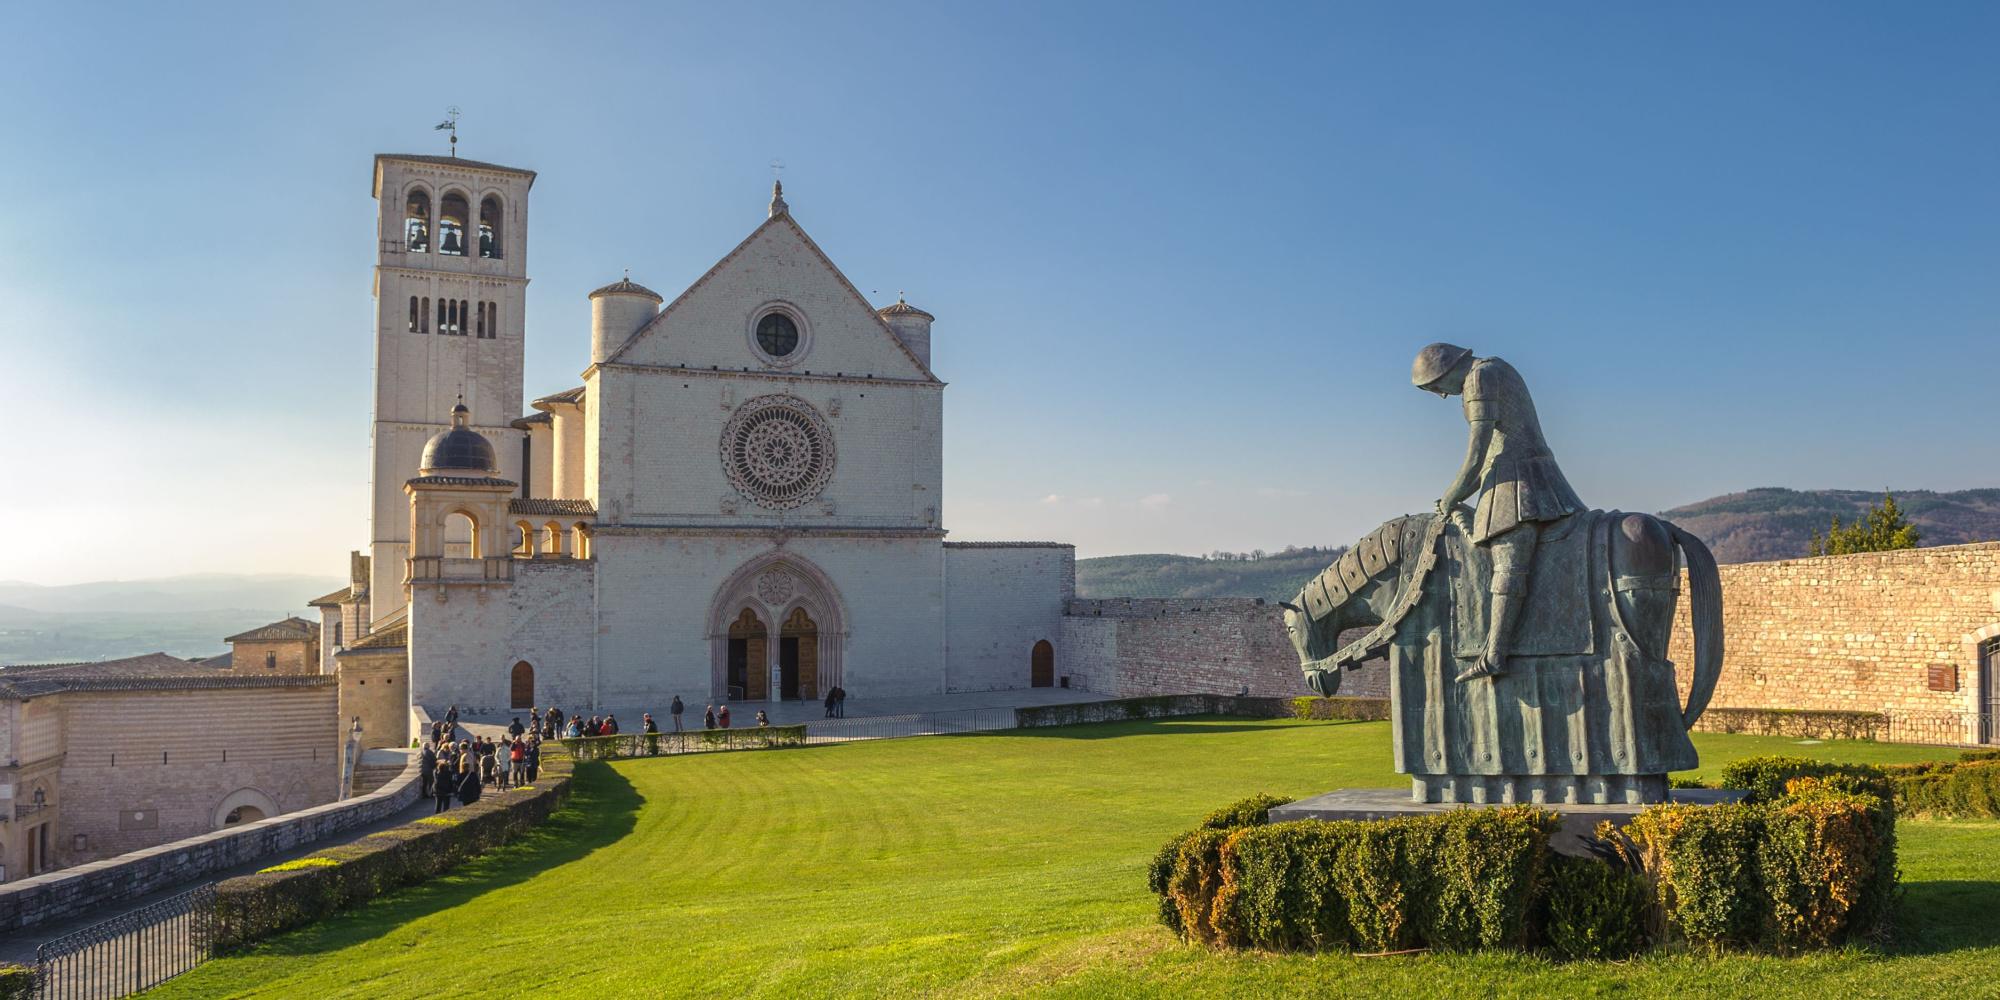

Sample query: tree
[1808,491,1921,556]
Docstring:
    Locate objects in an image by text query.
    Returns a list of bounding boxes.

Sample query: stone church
[318,153,1074,727]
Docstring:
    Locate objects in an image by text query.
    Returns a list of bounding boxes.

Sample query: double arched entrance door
[712,556,844,703]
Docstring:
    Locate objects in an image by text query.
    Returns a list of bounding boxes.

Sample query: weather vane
[770,158,785,180]
[435,107,461,157]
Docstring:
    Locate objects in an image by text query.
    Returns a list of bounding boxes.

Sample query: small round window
[756,313,800,358]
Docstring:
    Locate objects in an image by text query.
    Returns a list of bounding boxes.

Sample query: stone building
[0,654,342,882]
[222,616,320,674]
[316,153,1074,726]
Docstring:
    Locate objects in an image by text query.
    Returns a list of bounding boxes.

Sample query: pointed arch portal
[708,553,846,702]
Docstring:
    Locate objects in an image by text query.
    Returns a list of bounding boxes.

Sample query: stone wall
[1668,541,2000,744]
[1060,599,1390,700]
[228,636,317,676]
[943,543,1074,692]
[0,750,420,933]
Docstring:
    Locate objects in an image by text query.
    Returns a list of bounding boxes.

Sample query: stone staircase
[351,748,414,796]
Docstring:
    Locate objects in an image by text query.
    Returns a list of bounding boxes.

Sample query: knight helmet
[1411,342,1473,389]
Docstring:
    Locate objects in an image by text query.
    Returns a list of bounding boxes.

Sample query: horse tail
[1667,522,1724,728]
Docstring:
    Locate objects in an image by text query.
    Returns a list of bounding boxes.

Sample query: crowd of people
[419,728,542,814]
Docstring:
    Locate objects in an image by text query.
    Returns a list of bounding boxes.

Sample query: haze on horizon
[1,2,1994,586]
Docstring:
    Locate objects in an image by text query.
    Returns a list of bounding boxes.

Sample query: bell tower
[368,153,535,617]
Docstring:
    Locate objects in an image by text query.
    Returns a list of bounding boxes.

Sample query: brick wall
[1668,541,2000,742]
[1060,599,1390,700]
[229,637,317,676]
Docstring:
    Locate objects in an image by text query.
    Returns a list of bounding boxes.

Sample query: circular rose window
[721,396,835,509]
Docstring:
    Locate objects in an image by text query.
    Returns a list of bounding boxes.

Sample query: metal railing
[1883,710,1996,748]
[34,883,213,1000]
[554,707,1027,761]
[803,707,1020,743]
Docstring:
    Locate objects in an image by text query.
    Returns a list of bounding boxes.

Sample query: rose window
[721,396,835,509]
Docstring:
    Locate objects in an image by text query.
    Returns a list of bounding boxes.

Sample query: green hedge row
[561,726,806,760]
[0,964,33,1000]
[1287,697,1391,721]
[1694,707,1887,741]
[1721,750,2000,820]
[210,753,576,952]
[1152,779,1896,957]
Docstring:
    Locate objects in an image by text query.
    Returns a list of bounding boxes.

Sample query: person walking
[755,709,769,728]
[823,688,836,719]
[670,695,685,732]
[509,738,526,789]
[703,705,716,730]
[719,705,732,729]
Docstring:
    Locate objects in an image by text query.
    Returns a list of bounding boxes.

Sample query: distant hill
[1661,488,2000,564]
[0,574,344,615]
[1076,547,1345,603]
[0,573,344,664]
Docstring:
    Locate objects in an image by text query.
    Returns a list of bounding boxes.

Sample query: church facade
[323,153,1074,723]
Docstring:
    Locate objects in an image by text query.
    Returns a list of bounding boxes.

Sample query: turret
[877,296,935,370]
[589,275,662,365]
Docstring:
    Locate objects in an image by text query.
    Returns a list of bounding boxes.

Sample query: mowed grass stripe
[146,719,1993,999]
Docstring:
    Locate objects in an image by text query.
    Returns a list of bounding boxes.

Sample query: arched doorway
[213,787,279,830]
[781,607,819,701]
[727,609,768,701]
[511,661,534,710]
[1031,640,1055,688]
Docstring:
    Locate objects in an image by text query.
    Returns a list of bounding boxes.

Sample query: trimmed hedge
[1152,801,1559,952]
[1889,753,2000,818]
[210,753,576,951]
[1694,707,1886,741]
[1287,696,1391,721]
[1718,755,1895,806]
[0,965,33,1000]
[1541,855,1649,960]
[562,726,806,760]
[1612,777,1896,951]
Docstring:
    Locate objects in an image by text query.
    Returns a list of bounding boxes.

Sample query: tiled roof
[0,652,230,698]
[510,498,597,516]
[342,620,409,652]
[406,475,519,489]
[878,299,934,321]
[531,386,586,410]
[589,278,663,302]
[199,651,233,668]
[308,586,353,607]
[510,412,553,430]
[224,616,320,644]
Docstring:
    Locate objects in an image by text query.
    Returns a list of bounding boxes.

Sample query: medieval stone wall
[1060,599,1390,700]
[942,543,1073,692]
[1668,541,2000,743]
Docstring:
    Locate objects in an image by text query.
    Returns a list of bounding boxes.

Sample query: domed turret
[878,295,934,369]
[419,400,497,474]
[589,274,662,365]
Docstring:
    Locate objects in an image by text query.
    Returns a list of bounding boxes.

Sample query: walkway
[455,686,1109,736]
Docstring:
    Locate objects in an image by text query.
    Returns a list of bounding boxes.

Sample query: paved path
[454,686,1109,736]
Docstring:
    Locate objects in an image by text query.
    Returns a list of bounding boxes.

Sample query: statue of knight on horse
[1280,344,1724,806]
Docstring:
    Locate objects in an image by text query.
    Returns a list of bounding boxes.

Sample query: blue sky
[1,1,1994,584]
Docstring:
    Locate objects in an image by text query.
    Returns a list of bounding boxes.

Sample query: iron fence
[1882,711,1996,748]
[34,883,213,1000]
[555,707,1027,760]
[803,707,1020,743]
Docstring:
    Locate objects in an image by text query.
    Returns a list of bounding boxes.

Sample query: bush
[1154,806,1558,952]
[211,753,575,951]
[1694,707,1886,741]
[1616,801,1769,947]
[1719,755,1893,806]
[0,965,33,1000]
[1287,697,1391,721]
[1201,794,1293,830]
[1541,855,1648,960]
[1894,758,2000,818]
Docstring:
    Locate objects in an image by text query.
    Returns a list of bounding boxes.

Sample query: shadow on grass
[225,761,642,959]
[1891,879,2000,955]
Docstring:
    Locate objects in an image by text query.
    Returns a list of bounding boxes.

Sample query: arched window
[461,300,470,336]
[479,196,503,259]
[571,522,593,560]
[444,510,480,559]
[422,297,431,333]
[543,521,565,557]
[475,301,485,338]
[408,296,421,333]
[404,189,431,253]
[514,520,537,556]
[438,192,469,256]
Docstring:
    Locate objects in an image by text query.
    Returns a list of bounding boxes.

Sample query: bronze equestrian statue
[1281,345,1723,805]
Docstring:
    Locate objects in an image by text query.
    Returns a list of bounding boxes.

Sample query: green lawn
[149,720,1998,999]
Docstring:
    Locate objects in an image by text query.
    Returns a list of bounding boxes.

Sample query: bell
[441,230,462,254]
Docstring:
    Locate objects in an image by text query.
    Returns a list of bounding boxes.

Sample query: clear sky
[1,1,1994,585]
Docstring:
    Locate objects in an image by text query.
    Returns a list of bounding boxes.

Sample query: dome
[588,277,662,302]
[877,297,934,321]
[420,401,496,473]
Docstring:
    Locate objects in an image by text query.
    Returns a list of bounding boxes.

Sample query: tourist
[824,688,836,718]
[419,739,437,798]
[755,709,769,728]
[604,714,620,736]
[833,686,848,718]
[719,705,732,729]
[565,717,583,738]
[525,737,541,782]
[456,757,480,806]
[703,705,716,729]
[445,704,459,727]
[508,717,525,739]
[508,738,526,788]
[643,713,658,734]
[433,758,457,813]
[670,695,685,732]
[530,707,543,734]
[480,738,498,783]
[550,706,566,733]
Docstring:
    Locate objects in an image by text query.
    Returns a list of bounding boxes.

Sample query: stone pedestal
[1268,787,1747,857]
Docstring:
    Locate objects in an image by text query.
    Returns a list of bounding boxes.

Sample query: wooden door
[510,661,534,710]
[1031,640,1055,688]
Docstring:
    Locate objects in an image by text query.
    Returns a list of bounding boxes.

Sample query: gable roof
[224,616,321,644]
[0,652,227,697]
[600,212,938,382]
[308,586,353,608]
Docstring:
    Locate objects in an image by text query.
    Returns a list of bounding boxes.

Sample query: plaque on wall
[1927,664,1957,692]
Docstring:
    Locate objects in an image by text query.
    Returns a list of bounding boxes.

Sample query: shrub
[0,965,33,1000]
[1287,697,1392,722]
[1541,855,1648,960]
[1894,759,2000,819]
[1201,794,1293,830]
[211,753,575,951]
[1960,748,2000,764]
[1759,778,1896,949]
[1617,801,1767,947]
[1719,755,1893,807]
[1155,806,1557,952]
